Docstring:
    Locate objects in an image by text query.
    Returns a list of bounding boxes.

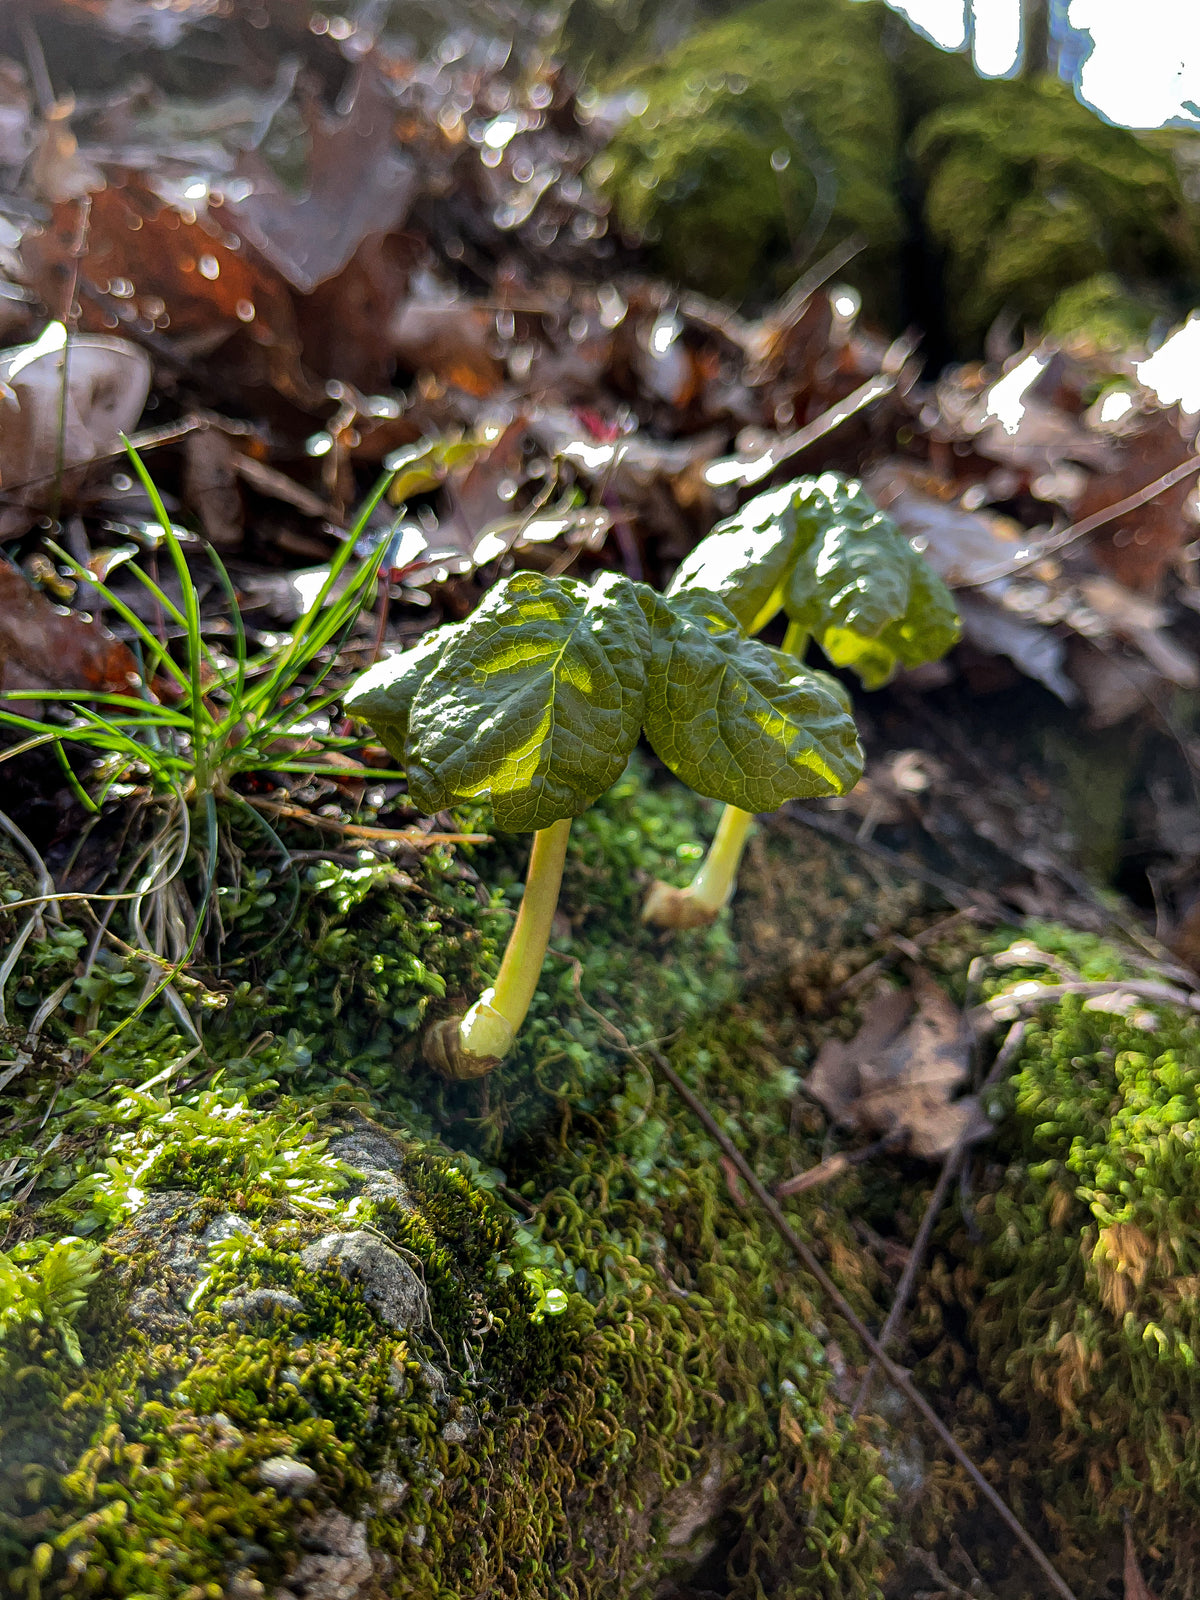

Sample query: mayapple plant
[642,473,961,929]
[345,568,863,1078]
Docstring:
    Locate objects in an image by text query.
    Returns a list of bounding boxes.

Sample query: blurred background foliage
[562,0,1200,355]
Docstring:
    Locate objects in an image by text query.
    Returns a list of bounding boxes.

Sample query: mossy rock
[594,0,907,313]
[7,765,1200,1596]
[593,0,1200,348]
[0,766,910,1599]
[913,75,1200,349]
[1044,271,1168,353]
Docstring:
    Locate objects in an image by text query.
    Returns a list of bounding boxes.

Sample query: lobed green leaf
[342,625,459,767]
[669,472,961,688]
[665,481,798,634]
[638,589,863,811]
[381,572,648,831]
[346,568,865,831]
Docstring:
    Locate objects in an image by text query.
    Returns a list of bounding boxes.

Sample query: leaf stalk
[427,818,572,1076]
[643,623,807,928]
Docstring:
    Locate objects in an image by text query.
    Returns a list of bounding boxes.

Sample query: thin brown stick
[955,454,1200,590]
[647,1041,1077,1600]
[556,958,1074,1598]
[777,803,1001,915]
[0,417,202,507]
[711,370,899,490]
[849,1021,1027,1418]
[775,1133,902,1198]
[243,796,489,846]
[823,908,982,1008]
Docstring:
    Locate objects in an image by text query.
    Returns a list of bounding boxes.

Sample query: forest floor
[2,4,1200,1599]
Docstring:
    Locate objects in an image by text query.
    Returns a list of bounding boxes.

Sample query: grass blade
[123,439,211,794]
[42,540,189,696]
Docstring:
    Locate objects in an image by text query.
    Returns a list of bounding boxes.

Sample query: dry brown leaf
[183,427,243,553]
[1072,410,1196,596]
[389,292,505,399]
[806,969,984,1159]
[0,329,150,532]
[0,560,138,695]
[21,175,312,405]
[226,62,415,297]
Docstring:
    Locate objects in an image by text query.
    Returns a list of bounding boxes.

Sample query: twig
[17,8,54,113]
[910,1547,985,1600]
[776,803,1002,915]
[243,796,489,846]
[646,1042,1077,1600]
[955,454,1200,590]
[559,954,1076,1600]
[969,979,1200,1030]
[556,950,1074,1596]
[849,1021,1027,1418]
[709,370,899,490]
[0,416,203,510]
[775,1133,903,1198]
[53,196,92,524]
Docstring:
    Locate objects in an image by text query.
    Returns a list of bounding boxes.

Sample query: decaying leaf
[21,176,311,403]
[0,325,150,531]
[806,970,985,1159]
[182,426,243,553]
[0,560,138,695]
[1073,410,1197,596]
[226,62,415,297]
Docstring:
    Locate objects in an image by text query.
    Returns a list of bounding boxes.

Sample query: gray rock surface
[274,1511,377,1600]
[299,1230,426,1332]
[256,1457,320,1498]
[218,1287,304,1323]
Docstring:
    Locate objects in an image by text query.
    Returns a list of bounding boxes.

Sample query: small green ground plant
[0,446,399,1040]
[346,565,864,1076]
[643,472,959,928]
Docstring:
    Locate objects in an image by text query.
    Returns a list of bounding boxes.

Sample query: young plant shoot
[344,569,862,1078]
[642,473,961,929]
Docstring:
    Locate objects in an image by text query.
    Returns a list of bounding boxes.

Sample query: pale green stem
[679,802,755,919]
[674,621,809,919]
[458,817,572,1063]
[648,619,815,928]
[781,618,809,658]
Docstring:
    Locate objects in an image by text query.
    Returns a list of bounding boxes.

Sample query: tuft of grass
[0,443,398,810]
[0,443,400,1049]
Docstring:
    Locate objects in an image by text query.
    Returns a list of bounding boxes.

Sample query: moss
[594,1,1200,349]
[1045,271,1167,352]
[596,0,906,311]
[908,926,1200,1597]
[13,753,1200,1596]
[913,75,1200,349]
[1,761,923,1599]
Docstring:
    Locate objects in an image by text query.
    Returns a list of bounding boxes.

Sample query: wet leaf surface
[0,558,138,694]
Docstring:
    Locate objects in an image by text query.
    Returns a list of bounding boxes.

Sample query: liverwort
[345,568,862,1077]
[642,472,961,929]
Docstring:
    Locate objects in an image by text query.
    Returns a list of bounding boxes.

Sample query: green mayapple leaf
[402,570,649,831]
[782,475,960,687]
[668,472,961,689]
[342,625,459,766]
[666,481,798,634]
[638,589,863,812]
